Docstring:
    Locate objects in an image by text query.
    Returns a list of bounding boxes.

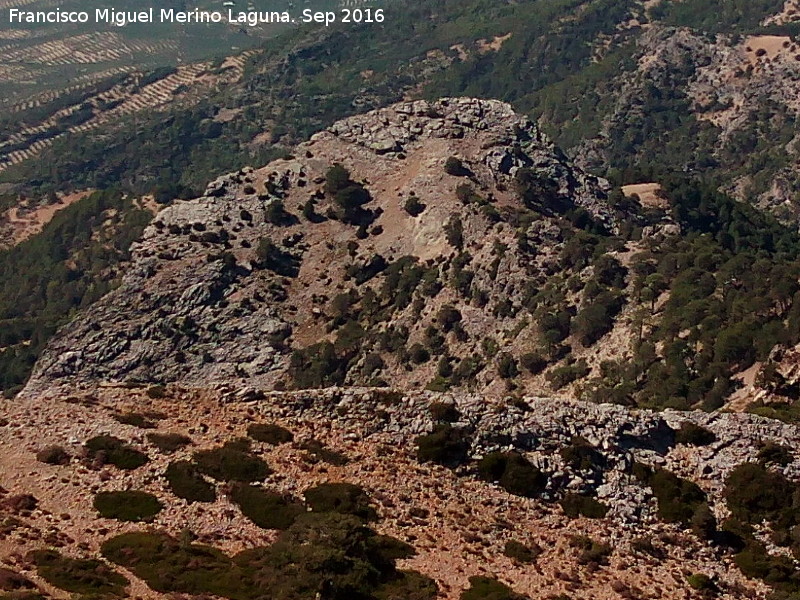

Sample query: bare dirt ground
[622,183,666,208]
[0,191,92,248]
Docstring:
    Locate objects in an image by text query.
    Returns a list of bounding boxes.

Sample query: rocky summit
[21,98,626,398]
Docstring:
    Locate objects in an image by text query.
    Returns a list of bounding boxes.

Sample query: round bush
[193,442,271,482]
[674,422,716,446]
[503,540,541,564]
[477,451,547,498]
[165,460,216,503]
[230,483,303,530]
[85,435,149,470]
[147,432,193,454]
[304,482,377,521]
[94,491,163,522]
[559,493,609,519]
[415,425,469,468]
[36,445,70,465]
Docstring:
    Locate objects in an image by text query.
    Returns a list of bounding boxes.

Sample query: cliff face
[21,98,633,398]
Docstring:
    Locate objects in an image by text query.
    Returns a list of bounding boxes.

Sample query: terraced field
[0,0,384,177]
[0,0,288,107]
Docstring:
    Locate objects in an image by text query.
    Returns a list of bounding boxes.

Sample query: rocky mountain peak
[21,97,624,398]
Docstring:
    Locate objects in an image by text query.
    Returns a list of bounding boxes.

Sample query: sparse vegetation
[461,576,528,600]
[304,482,377,521]
[113,412,158,429]
[675,422,716,446]
[416,424,470,468]
[30,550,127,597]
[35,445,70,465]
[429,401,460,423]
[193,441,270,482]
[503,540,542,564]
[102,511,433,599]
[560,493,609,519]
[569,535,612,566]
[300,439,350,466]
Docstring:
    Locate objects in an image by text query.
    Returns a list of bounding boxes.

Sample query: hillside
[18,98,800,422]
[3,383,800,599]
[7,3,800,598]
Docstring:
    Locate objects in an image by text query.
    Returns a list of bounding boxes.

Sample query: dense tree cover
[583,177,800,410]
[0,189,150,395]
[652,0,788,33]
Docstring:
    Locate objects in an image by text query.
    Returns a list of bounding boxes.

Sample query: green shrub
[444,216,464,250]
[674,422,716,446]
[648,468,707,525]
[756,442,793,466]
[724,463,793,524]
[146,385,166,399]
[497,353,519,379]
[444,157,469,177]
[255,237,299,276]
[461,576,527,600]
[477,452,547,498]
[374,570,438,600]
[35,445,70,465]
[30,549,127,597]
[403,196,426,217]
[691,503,718,540]
[289,341,347,388]
[409,343,431,364]
[230,483,304,530]
[304,482,377,521]
[246,423,294,445]
[193,441,271,482]
[165,460,217,503]
[687,573,716,592]
[94,491,163,522]
[733,541,795,583]
[415,424,470,468]
[147,432,193,453]
[0,568,37,593]
[102,531,244,598]
[545,360,590,390]
[520,352,547,374]
[85,435,149,470]
[108,515,434,600]
[503,540,542,564]
[560,493,609,519]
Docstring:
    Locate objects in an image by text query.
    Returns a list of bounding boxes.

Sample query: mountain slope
[21,98,624,398]
[22,96,800,420]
